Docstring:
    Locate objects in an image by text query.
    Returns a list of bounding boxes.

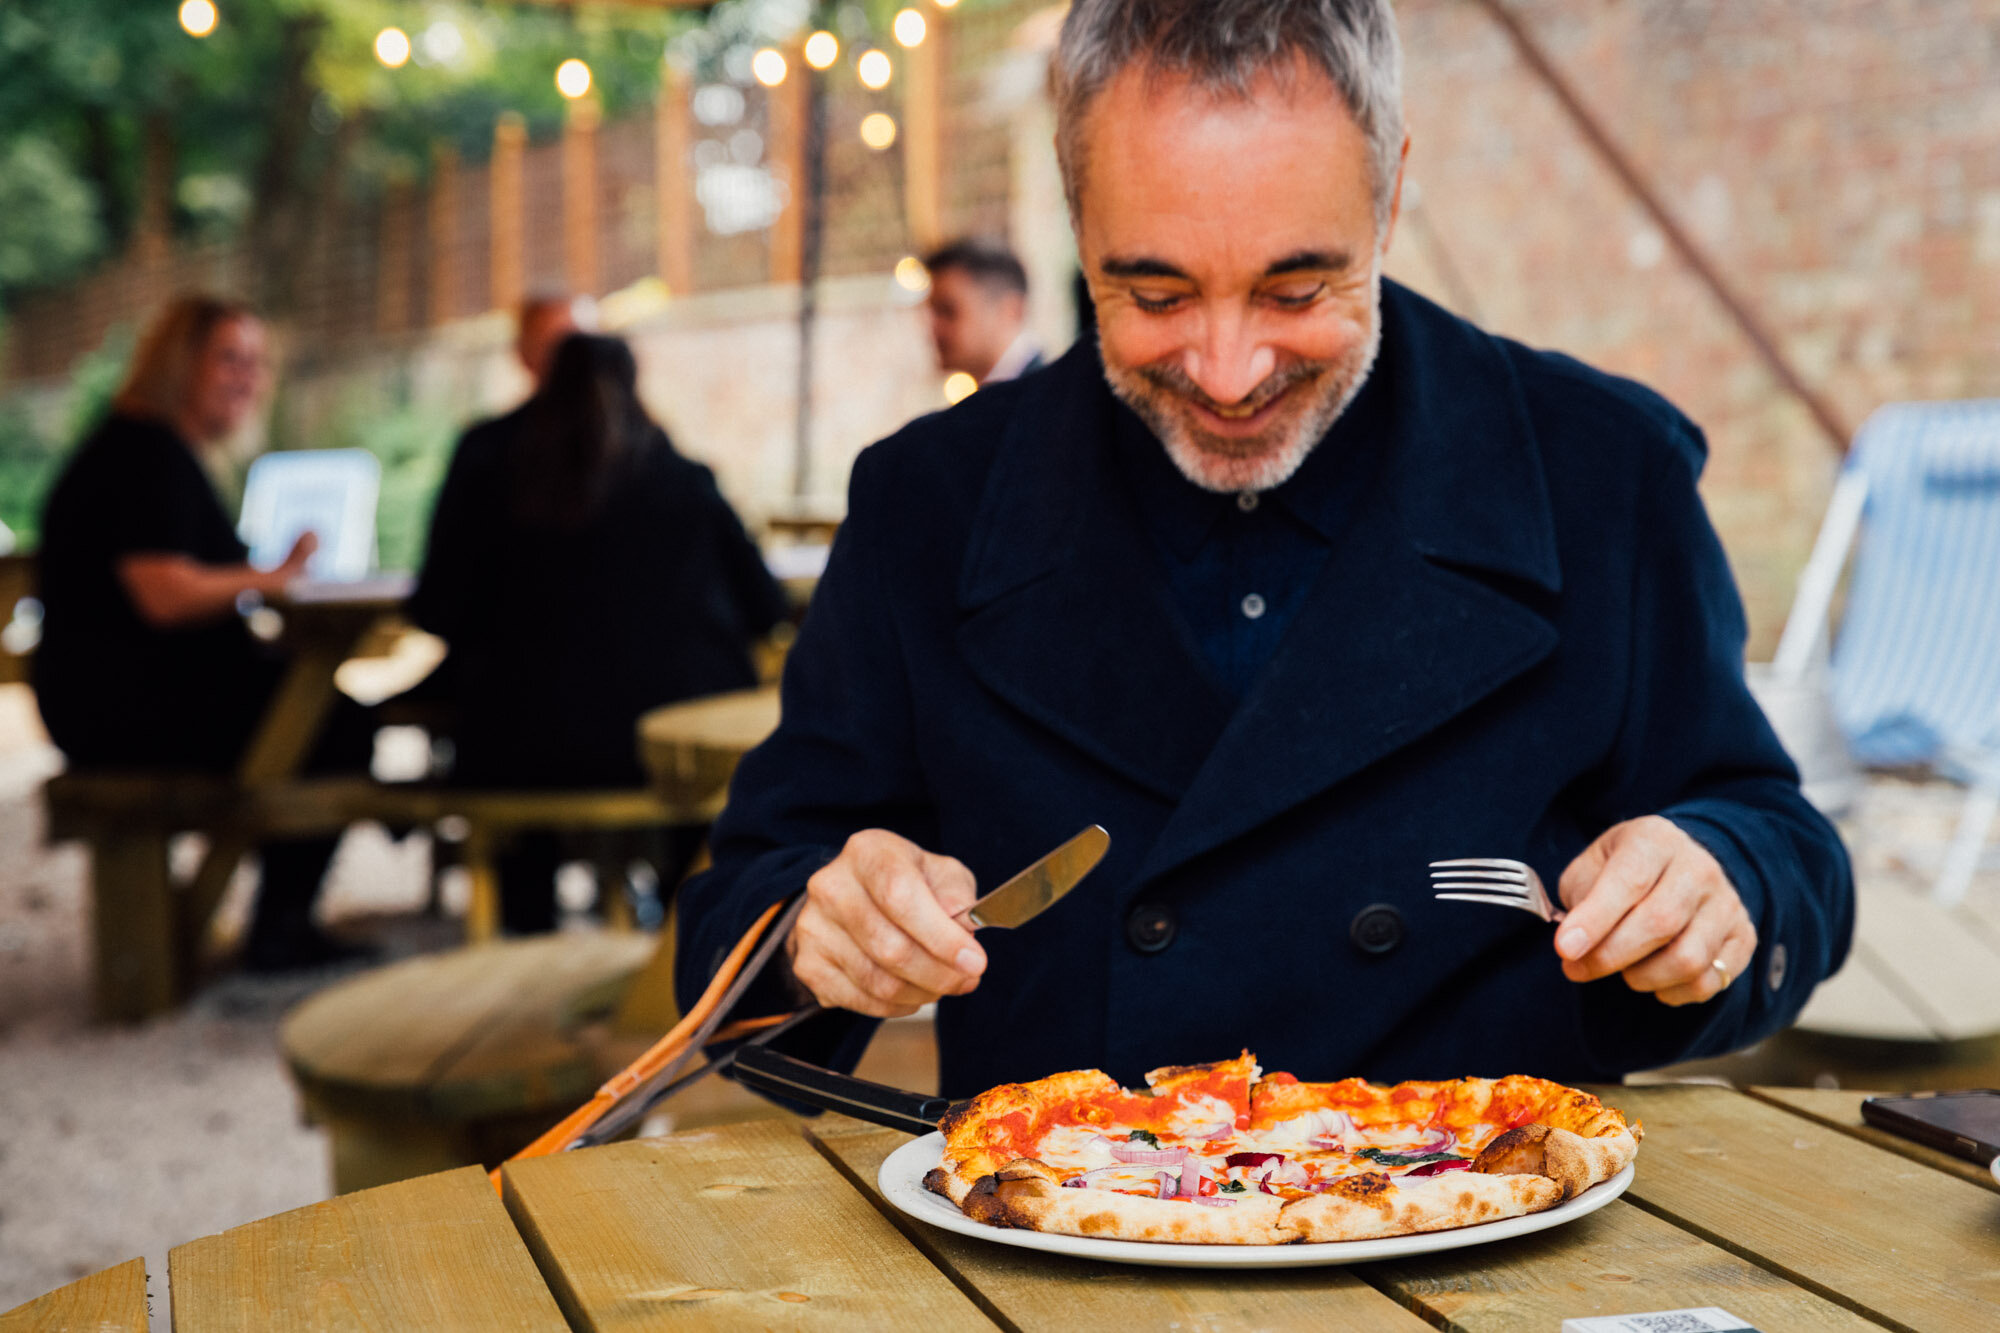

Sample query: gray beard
[1101,291,1383,495]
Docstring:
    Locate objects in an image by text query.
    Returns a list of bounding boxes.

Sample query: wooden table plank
[1362,1199,1878,1332]
[502,1118,994,1330]
[169,1166,567,1332]
[804,1116,1434,1332]
[1608,1084,2000,1331]
[0,1257,149,1332]
[1748,1086,2000,1193]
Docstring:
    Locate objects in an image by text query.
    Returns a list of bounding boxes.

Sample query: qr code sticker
[1625,1316,1726,1333]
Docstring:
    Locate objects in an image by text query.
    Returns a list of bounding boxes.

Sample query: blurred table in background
[638,684,781,813]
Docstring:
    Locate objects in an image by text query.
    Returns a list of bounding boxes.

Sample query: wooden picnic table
[176,576,415,953]
[638,684,781,810]
[16,1083,1996,1330]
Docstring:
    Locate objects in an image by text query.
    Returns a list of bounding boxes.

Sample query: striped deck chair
[1772,399,2000,904]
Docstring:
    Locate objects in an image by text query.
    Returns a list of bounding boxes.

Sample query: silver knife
[955,824,1110,929]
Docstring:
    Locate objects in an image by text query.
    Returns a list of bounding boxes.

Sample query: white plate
[878,1133,1633,1269]
[1991,1154,2000,1187]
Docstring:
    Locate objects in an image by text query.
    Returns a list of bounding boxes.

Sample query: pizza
[922,1051,1640,1245]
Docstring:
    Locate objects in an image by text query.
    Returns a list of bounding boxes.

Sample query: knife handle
[732,1044,948,1136]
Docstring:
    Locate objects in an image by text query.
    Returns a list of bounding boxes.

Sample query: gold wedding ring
[1712,958,1732,988]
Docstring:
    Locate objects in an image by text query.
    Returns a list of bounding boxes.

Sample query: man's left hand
[1554,816,1756,1006]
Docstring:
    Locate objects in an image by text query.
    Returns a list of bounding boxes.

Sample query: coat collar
[955,282,1563,861]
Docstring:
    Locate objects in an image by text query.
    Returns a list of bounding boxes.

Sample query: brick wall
[1384,0,2000,652]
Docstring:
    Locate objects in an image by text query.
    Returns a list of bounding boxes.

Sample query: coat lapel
[956,347,1234,802]
[1138,283,1567,882]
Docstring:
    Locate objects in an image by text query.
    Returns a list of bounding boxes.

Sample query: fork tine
[1429,858,1528,870]
[1427,868,1527,884]
[1431,883,1532,898]
[1433,892,1536,907]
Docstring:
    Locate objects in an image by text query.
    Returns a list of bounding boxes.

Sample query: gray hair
[1053,0,1405,233]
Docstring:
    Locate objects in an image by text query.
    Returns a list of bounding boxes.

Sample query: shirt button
[1349,904,1406,955]
[1241,593,1267,620]
[1127,905,1177,954]
[1767,942,1788,991]
[1236,491,1260,512]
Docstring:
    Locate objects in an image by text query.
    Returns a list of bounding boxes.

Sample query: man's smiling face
[1075,55,1403,493]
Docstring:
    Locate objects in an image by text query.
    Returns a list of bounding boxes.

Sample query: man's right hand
[786,829,986,1017]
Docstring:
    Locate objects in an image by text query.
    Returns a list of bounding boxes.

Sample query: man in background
[923,239,1043,386]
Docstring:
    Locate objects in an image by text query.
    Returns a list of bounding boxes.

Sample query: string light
[856,49,893,90]
[935,0,960,7]
[893,9,928,48]
[178,0,217,38]
[893,257,931,293]
[803,31,840,70]
[944,372,978,404]
[375,27,412,68]
[752,47,789,88]
[860,112,898,150]
[555,58,592,98]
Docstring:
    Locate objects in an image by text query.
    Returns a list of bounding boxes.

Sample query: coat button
[1350,904,1405,955]
[1127,905,1177,954]
[1767,942,1788,991]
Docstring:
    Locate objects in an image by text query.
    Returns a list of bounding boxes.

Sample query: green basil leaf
[1356,1147,1461,1168]
[1219,1180,1247,1194]
[1126,1129,1160,1148]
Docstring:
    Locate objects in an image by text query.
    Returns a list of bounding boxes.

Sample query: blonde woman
[36,294,371,971]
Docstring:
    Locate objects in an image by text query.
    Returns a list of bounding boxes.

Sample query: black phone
[1860,1090,2000,1165]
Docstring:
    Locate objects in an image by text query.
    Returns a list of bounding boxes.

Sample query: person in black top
[410,333,786,933]
[36,293,373,970]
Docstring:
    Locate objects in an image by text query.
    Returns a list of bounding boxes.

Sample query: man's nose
[1181,310,1275,406]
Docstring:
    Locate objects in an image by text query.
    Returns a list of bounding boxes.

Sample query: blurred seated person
[35,294,374,971]
[923,239,1044,386]
[409,333,787,934]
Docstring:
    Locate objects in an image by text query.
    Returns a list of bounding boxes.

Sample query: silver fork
[1430,858,1566,922]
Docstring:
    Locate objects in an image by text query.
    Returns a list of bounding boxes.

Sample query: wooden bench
[43,773,702,1022]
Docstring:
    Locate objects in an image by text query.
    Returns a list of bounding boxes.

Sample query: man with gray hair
[677,0,1852,1094]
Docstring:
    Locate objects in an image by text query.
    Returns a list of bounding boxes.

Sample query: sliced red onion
[1264,1158,1311,1189]
[1066,1165,1150,1190]
[1111,1144,1189,1166]
[1176,1162,1216,1199]
[1225,1151,1283,1171]
[1304,1109,1357,1150]
[1405,1158,1472,1177]
[1156,1171,1176,1198]
[1195,1121,1237,1140]
[1187,1196,1236,1207]
[1411,1128,1455,1155]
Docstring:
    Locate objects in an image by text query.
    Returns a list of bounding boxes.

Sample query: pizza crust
[1275,1169,1562,1242]
[1472,1120,1642,1200]
[955,1165,1290,1244]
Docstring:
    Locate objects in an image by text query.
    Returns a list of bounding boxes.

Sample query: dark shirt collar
[1111,358,1393,560]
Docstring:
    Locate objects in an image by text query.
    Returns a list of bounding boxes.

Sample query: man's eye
[1266,283,1326,309]
[1131,290,1185,313]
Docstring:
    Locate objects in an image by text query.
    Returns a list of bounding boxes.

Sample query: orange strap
[491,898,792,1193]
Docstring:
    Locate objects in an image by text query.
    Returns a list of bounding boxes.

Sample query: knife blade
[955,824,1110,930]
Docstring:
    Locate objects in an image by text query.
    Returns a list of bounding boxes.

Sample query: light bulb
[752,47,789,88]
[555,58,592,99]
[893,10,927,48]
[804,31,840,70]
[859,113,898,150]
[178,0,217,38]
[857,49,892,90]
[375,27,412,68]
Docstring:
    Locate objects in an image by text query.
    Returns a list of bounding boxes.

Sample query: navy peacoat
[676,281,1854,1098]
